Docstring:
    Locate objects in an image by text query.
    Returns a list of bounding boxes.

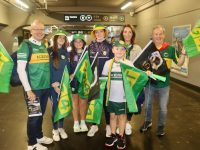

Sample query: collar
[96,38,106,43]
[159,42,169,51]
[29,37,42,46]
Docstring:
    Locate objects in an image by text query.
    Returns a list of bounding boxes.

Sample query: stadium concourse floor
[0,80,200,150]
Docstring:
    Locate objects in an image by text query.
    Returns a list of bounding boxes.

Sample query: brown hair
[70,39,86,62]
[120,24,136,45]
[52,35,68,69]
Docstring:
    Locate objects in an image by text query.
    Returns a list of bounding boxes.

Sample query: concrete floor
[0,81,200,150]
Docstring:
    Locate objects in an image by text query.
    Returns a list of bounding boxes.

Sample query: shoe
[140,121,152,132]
[52,129,60,141]
[87,125,98,137]
[106,125,111,137]
[37,136,53,145]
[105,133,118,147]
[28,143,48,150]
[116,128,119,134]
[58,128,68,139]
[73,124,81,133]
[117,135,126,149]
[125,122,132,135]
[80,123,88,132]
[156,126,165,136]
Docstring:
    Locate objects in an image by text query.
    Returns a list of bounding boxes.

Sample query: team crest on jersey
[103,50,107,56]
[163,52,169,57]
[61,55,65,59]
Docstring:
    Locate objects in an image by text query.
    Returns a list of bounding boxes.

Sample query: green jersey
[152,45,178,88]
[17,41,50,90]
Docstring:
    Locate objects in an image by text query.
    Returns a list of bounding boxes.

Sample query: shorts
[107,101,128,115]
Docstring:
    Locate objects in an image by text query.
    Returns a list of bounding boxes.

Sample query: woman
[120,24,144,135]
[70,34,88,133]
[48,29,70,141]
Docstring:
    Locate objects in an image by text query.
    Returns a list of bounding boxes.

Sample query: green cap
[92,23,106,31]
[73,34,84,41]
[113,40,127,49]
[54,29,68,36]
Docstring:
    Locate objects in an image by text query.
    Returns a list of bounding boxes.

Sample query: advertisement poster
[171,25,191,77]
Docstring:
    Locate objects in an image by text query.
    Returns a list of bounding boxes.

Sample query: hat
[73,34,84,41]
[54,29,68,36]
[113,40,127,49]
[91,23,108,38]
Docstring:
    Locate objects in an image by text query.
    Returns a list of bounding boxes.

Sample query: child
[102,40,132,149]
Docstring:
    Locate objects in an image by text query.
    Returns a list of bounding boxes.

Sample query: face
[152,27,165,45]
[112,46,126,60]
[94,30,105,41]
[74,39,84,50]
[57,35,66,47]
[30,23,45,41]
[123,27,133,42]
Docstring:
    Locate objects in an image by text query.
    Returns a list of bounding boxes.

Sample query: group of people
[16,19,186,150]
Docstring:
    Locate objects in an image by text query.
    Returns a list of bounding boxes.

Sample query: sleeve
[101,60,109,76]
[108,44,114,59]
[171,46,179,64]
[17,42,30,61]
[130,44,142,62]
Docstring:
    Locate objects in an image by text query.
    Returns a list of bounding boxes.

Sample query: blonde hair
[31,19,44,29]
[152,25,165,34]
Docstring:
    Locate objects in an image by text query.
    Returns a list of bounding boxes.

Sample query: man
[17,19,53,150]
[140,25,186,136]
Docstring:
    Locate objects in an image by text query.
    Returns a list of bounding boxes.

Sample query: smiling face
[57,35,66,47]
[123,27,133,43]
[30,20,45,41]
[74,39,84,50]
[112,46,126,61]
[152,27,165,46]
[94,29,106,41]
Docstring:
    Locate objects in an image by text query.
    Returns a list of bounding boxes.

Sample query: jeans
[24,88,50,145]
[144,83,169,127]
[50,88,64,129]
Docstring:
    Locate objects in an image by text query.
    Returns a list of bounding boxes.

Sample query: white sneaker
[58,128,68,139]
[73,124,81,133]
[80,123,88,132]
[28,143,48,150]
[87,125,98,137]
[125,122,132,135]
[106,125,111,137]
[52,129,60,141]
[37,136,53,145]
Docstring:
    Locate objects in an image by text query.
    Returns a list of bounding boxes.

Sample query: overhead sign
[64,14,125,22]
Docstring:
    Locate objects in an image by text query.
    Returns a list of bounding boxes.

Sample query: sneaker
[105,134,118,147]
[87,125,98,137]
[73,124,81,133]
[37,136,53,145]
[125,122,132,135]
[80,123,88,132]
[28,143,48,150]
[156,126,165,136]
[117,135,126,149]
[52,129,60,141]
[106,125,111,137]
[58,128,68,139]
[140,121,152,132]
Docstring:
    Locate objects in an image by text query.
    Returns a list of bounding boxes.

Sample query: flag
[0,42,14,93]
[183,20,200,57]
[54,66,72,122]
[74,51,93,99]
[88,52,100,102]
[86,77,107,124]
[120,61,148,112]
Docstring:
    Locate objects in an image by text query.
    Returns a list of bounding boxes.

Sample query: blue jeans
[24,88,50,145]
[50,88,64,129]
[144,83,169,127]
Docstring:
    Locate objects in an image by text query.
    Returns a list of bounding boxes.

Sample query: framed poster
[171,25,191,77]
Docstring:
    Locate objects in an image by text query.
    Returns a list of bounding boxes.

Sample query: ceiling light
[16,0,29,9]
[121,2,133,10]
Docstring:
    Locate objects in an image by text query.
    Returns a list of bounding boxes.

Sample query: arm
[177,47,186,67]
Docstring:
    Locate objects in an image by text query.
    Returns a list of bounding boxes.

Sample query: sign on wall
[64,14,125,22]
[171,25,191,77]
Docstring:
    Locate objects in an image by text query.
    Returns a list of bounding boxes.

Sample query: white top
[129,44,142,62]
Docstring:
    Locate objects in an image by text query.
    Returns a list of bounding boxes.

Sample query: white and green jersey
[17,41,50,90]
[102,61,125,103]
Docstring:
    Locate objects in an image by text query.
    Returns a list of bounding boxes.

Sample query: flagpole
[91,52,98,67]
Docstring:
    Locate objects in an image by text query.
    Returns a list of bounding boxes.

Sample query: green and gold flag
[54,66,72,122]
[183,20,200,57]
[86,77,107,124]
[120,61,148,112]
[74,51,93,99]
[0,42,14,93]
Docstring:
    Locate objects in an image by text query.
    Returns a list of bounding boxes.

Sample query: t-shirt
[17,41,50,90]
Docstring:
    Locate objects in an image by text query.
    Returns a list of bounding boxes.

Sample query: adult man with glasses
[17,19,53,150]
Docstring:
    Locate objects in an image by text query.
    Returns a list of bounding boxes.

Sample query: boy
[102,40,132,149]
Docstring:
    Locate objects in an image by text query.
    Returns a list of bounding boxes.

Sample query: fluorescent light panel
[16,0,29,9]
[121,2,133,10]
